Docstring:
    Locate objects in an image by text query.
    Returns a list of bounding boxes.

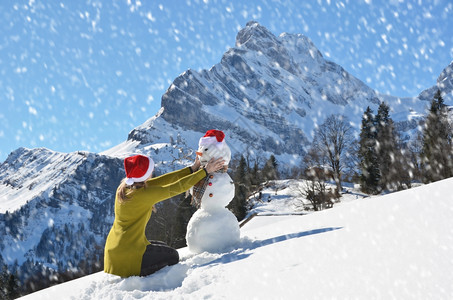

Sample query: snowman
[186,130,240,253]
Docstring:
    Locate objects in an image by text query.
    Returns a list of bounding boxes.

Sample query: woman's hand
[191,155,201,173]
[205,157,225,174]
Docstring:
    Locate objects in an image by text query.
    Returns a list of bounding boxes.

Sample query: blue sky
[0,0,452,162]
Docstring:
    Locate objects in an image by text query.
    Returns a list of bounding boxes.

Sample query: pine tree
[249,161,261,191]
[262,155,279,181]
[0,265,7,299]
[421,89,453,183]
[358,107,380,194]
[375,102,400,190]
[229,155,249,221]
[0,265,19,299]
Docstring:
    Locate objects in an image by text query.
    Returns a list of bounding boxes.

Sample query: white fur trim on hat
[199,136,225,149]
[124,155,155,185]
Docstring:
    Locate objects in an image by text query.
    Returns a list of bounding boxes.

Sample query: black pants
[140,241,179,276]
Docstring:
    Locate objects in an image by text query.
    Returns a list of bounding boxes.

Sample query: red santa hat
[124,155,154,185]
[199,129,226,149]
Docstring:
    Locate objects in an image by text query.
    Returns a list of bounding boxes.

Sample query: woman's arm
[135,168,208,205]
[146,167,192,186]
[146,156,202,186]
[135,157,225,207]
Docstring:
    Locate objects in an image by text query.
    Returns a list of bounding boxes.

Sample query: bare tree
[407,132,424,182]
[311,114,355,194]
[295,177,336,211]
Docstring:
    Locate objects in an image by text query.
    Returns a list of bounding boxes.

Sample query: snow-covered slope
[21,177,453,299]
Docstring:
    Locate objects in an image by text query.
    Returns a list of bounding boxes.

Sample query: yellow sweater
[104,167,207,277]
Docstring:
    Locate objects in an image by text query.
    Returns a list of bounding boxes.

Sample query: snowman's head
[196,130,231,166]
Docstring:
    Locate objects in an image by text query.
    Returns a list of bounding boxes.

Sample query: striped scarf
[191,166,228,208]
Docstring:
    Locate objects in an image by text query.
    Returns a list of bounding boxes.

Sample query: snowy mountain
[21,177,453,299]
[113,22,396,159]
[1,21,452,294]
[0,148,123,279]
[108,22,452,162]
[418,61,453,102]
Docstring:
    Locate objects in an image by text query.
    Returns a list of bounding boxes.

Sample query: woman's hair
[117,178,147,204]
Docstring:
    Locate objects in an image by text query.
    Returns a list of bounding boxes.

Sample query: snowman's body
[186,130,240,253]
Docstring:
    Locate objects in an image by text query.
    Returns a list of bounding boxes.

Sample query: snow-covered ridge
[0,148,124,268]
[418,61,453,102]
[21,177,453,299]
[0,147,93,213]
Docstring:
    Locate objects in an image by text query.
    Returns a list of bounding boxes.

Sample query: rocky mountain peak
[417,61,453,102]
[235,20,299,75]
[437,61,453,92]
[144,22,386,159]
[235,21,279,50]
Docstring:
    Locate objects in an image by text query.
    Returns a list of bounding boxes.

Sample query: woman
[104,154,225,277]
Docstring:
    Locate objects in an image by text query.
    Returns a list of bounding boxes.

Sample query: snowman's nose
[196,152,202,156]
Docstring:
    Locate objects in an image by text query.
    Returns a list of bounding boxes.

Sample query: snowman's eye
[204,148,208,151]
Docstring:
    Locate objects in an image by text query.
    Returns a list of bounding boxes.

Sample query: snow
[186,209,240,254]
[21,177,453,299]
[0,148,85,213]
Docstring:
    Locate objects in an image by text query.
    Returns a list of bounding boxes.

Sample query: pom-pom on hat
[124,155,154,186]
[199,129,225,149]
